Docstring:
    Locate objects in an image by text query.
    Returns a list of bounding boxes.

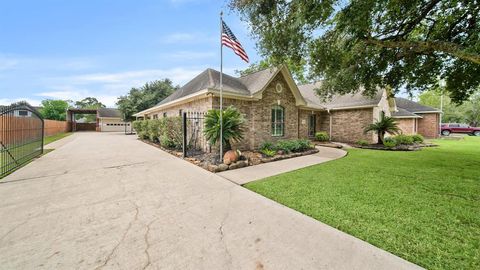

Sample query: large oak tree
[231,0,480,103]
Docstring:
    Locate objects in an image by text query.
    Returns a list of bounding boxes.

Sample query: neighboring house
[133,65,440,149]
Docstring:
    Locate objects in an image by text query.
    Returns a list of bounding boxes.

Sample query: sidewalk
[218,146,347,185]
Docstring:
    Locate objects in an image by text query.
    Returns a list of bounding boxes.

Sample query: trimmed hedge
[260,139,314,154]
[133,117,183,149]
[315,132,329,142]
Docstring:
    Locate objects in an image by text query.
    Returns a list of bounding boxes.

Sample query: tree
[204,106,245,152]
[74,97,105,109]
[231,0,480,103]
[419,89,480,126]
[39,100,70,121]
[74,97,105,122]
[117,79,177,120]
[364,116,400,144]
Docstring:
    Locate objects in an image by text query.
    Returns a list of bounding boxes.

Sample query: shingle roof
[157,67,279,106]
[98,108,122,118]
[298,82,383,109]
[395,97,441,113]
[391,107,422,118]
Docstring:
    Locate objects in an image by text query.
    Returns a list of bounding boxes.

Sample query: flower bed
[139,138,319,172]
[354,134,438,151]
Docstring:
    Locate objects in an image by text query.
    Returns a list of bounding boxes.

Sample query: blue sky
[0,0,260,107]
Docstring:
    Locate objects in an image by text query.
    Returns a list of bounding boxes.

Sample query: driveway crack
[218,187,234,268]
[95,200,139,270]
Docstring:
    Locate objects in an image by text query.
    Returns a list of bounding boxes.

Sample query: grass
[44,132,72,145]
[245,137,480,270]
[1,132,72,178]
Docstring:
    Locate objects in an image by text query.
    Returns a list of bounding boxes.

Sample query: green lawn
[44,132,72,145]
[1,132,71,178]
[245,137,480,270]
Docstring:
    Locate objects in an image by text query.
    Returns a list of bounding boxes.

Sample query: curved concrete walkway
[218,146,347,185]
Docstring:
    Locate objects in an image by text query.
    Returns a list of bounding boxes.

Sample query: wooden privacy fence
[44,119,68,136]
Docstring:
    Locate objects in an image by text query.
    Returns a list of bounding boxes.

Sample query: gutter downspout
[327,109,332,142]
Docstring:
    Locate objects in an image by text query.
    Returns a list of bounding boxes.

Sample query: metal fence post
[182,112,187,158]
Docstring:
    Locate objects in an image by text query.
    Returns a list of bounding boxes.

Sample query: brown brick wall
[213,74,300,149]
[396,118,416,135]
[417,113,439,138]
[329,108,375,143]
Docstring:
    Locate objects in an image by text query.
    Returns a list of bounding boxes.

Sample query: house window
[179,109,183,116]
[163,112,167,118]
[271,105,285,137]
[153,114,158,119]
[18,110,29,117]
[308,114,316,137]
[380,110,385,120]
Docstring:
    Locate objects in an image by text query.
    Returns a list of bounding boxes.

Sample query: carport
[66,109,98,132]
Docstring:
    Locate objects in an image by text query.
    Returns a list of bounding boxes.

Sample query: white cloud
[160,51,215,60]
[36,67,207,107]
[161,32,216,44]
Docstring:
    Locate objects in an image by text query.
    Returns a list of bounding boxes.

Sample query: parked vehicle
[441,123,480,136]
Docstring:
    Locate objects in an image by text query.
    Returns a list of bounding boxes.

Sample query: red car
[441,123,480,136]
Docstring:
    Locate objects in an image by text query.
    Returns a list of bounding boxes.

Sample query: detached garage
[97,108,130,132]
[67,108,130,132]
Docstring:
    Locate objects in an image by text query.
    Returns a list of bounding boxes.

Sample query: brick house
[134,65,440,149]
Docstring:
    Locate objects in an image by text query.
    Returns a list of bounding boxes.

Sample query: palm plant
[204,106,245,152]
[364,116,400,144]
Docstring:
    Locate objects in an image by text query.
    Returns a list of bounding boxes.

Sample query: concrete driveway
[0,132,422,270]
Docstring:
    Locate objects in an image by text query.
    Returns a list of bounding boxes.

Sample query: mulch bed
[356,143,438,151]
[139,139,320,172]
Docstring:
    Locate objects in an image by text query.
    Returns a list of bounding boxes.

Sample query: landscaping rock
[236,160,248,168]
[217,163,229,172]
[223,150,239,165]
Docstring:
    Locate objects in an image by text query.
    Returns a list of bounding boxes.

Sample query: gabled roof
[135,65,307,116]
[394,97,441,113]
[298,82,383,110]
[98,108,122,118]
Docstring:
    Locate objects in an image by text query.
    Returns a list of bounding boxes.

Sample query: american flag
[221,20,249,63]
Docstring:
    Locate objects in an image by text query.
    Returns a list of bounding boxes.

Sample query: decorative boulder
[223,150,239,165]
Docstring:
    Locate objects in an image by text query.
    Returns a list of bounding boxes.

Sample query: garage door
[101,122,130,132]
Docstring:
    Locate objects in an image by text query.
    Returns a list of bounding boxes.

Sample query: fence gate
[0,102,44,178]
[182,112,209,157]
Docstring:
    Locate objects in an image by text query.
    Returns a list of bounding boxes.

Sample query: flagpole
[219,11,223,163]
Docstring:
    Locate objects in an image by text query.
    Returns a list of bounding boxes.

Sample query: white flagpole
[219,11,224,162]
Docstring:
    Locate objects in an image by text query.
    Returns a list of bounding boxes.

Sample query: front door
[308,114,316,137]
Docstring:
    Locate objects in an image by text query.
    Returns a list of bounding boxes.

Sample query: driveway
[0,132,422,270]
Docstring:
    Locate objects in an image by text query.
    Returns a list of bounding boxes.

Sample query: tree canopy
[419,88,480,126]
[74,97,105,109]
[39,99,70,121]
[231,0,480,103]
[117,79,177,120]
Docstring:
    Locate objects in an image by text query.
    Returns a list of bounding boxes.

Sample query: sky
[0,0,260,107]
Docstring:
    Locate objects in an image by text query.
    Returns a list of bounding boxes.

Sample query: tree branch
[363,38,480,64]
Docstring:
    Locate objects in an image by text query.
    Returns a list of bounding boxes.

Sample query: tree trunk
[377,132,384,144]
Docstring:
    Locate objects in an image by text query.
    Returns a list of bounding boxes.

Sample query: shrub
[163,117,183,149]
[134,120,150,140]
[260,141,275,151]
[275,140,297,153]
[147,119,161,142]
[260,148,276,157]
[394,134,414,145]
[315,132,329,142]
[204,106,245,151]
[274,139,313,153]
[383,140,397,148]
[356,140,369,146]
[411,134,424,143]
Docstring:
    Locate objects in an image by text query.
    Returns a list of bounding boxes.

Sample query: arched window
[271,105,285,137]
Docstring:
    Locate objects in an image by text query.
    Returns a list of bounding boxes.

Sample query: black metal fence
[0,102,44,178]
[182,111,209,157]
